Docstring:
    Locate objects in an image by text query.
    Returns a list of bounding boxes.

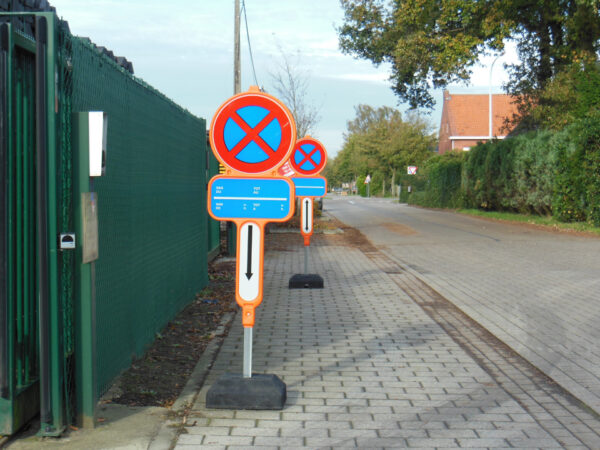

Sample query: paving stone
[184,426,230,436]
[253,436,304,446]
[173,220,600,448]
[229,427,279,437]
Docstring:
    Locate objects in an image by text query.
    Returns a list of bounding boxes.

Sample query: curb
[148,311,236,450]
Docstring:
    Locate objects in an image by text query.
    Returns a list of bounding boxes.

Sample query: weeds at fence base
[102,259,236,408]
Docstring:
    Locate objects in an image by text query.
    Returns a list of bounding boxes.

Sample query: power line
[241,0,259,86]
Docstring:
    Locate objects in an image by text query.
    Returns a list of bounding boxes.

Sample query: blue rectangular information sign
[292,176,327,197]
[209,177,293,220]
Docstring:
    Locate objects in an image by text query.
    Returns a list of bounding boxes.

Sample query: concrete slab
[4,404,168,450]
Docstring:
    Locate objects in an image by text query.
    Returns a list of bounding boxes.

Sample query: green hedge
[553,112,600,225]
[408,115,600,226]
[399,172,427,203]
[420,153,465,208]
[462,132,558,214]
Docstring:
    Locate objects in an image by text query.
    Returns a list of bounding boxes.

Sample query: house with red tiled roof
[438,90,519,154]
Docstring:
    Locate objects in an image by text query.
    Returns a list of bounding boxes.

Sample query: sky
[49,0,517,158]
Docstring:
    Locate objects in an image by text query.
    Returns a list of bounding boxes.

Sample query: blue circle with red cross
[289,137,327,176]
[211,92,295,174]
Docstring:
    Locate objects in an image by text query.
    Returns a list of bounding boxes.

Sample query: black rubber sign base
[206,373,287,410]
[289,274,324,289]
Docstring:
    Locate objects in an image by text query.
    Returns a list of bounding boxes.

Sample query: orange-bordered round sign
[289,136,327,176]
[210,86,297,175]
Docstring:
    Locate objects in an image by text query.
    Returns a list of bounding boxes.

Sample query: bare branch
[268,46,321,138]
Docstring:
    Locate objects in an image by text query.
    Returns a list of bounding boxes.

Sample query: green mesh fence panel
[70,37,208,396]
[207,150,220,257]
[57,22,75,425]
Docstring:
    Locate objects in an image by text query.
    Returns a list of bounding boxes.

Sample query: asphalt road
[325,194,600,415]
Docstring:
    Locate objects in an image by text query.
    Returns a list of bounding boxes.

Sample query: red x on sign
[210,87,296,174]
[228,111,275,158]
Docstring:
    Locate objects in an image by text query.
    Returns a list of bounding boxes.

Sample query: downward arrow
[245,225,253,280]
[305,201,310,232]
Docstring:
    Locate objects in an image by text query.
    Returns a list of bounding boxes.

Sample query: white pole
[243,327,252,377]
[304,246,309,274]
[489,54,501,139]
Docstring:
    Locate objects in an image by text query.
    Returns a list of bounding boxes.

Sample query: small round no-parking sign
[289,136,327,176]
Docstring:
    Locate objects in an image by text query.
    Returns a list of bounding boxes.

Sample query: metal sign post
[287,137,327,289]
[206,86,296,410]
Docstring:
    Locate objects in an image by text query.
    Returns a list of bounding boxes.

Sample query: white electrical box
[88,111,107,176]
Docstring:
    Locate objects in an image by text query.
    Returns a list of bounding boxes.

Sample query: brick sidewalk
[174,239,600,448]
[377,213,600,415]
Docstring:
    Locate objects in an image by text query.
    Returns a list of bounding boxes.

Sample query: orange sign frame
[207,86,297,328]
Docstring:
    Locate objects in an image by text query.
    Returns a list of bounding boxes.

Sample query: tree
[338,0,600,109]
[327,105,436,193]
[520,61,600,131]
[269,48,321,138]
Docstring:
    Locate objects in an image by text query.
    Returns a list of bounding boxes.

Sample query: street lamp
[489,54,502,139]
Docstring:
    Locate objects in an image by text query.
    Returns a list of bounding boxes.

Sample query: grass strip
[457,209,600,236]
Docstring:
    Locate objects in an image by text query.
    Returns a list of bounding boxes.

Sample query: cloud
[325,73,390,83]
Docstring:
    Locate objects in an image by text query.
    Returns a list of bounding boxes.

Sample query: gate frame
[0,12,66,437]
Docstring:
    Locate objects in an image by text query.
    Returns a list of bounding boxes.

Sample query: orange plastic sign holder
[207,191,294,327]
[208,86,297,328]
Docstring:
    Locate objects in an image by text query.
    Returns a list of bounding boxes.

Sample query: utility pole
[234,0,241,94]
[228,0,242,257]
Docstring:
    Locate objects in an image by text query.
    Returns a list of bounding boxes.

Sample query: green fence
[207,145,221,259]
[1,7,213,435]
[70,37,209,397]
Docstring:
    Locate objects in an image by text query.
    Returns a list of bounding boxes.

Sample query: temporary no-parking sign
[210,87,297,174]
[289,136,327,176]
[207,87,298,331]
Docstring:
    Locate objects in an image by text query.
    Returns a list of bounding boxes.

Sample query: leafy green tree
[338,0,600,109]
[517,62,600,131]
[327,105,436,193]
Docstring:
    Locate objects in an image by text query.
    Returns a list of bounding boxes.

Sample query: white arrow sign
[238,222,261,301]
[301,197,313,235]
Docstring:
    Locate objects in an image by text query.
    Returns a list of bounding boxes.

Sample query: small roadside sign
[277,160,295,177]
[292,176,327,197]
[238,222,261,302]
[301,197,313,237]
[208,176,294,221]
[407,166,418,175]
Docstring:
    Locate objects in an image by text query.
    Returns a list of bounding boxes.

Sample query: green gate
[0,20,40,436]
[0,13,70,436]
